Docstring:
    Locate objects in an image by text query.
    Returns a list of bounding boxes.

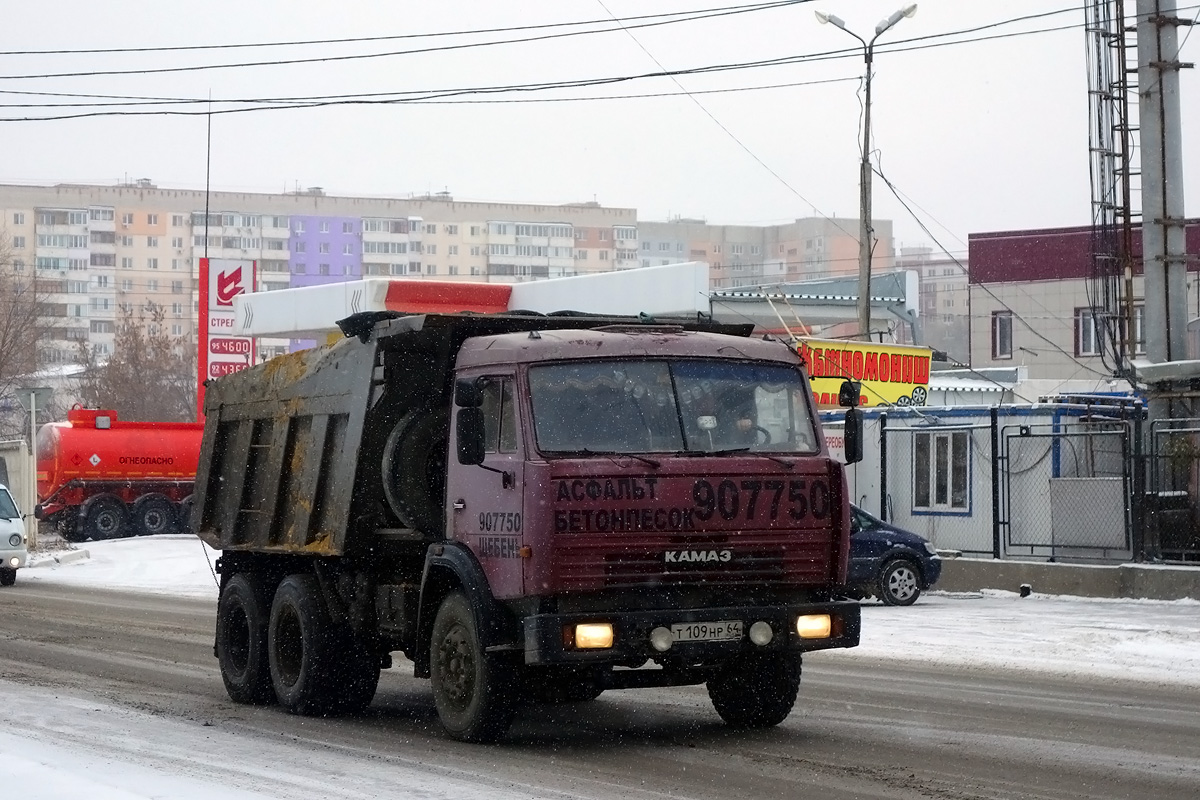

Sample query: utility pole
[816,5,918,341]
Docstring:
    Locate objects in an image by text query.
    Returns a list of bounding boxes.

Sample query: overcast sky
[2,1,1197,255]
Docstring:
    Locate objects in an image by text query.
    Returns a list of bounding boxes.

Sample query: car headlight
[7,533,20,548]
[923,542,938,556]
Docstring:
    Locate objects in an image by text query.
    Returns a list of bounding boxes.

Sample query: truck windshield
[528,360,818,454]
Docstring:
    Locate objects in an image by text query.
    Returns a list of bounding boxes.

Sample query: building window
[914,430,970,513]
[147,257,158,269]
[121,213,134,225]
[318,242,330,254]
[319,221,329,233]
[446,224,459,235]
[991,312,1013,360]
[147,213,158,225]
[172,214,185,227]
[12,235,24,249]
[295,221,305,234]
[13,212,24,224]
[147,236,158,248]
[343,222,353,234]
[343,244,353,255]
[1075,308,1100,356]
[121,257,133,269]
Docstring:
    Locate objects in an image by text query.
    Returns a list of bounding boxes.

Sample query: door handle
[453,499,466,511]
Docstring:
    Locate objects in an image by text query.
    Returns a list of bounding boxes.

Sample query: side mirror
[455,377,483,408]
[838,380,861,408]
[456,407,486,465]
[843,406,864,464]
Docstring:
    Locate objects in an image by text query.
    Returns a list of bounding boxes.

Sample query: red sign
[216,267,245,307]
[210,337,252,356]
[209,362,250,378]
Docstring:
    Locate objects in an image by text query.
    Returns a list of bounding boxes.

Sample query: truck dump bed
[193,312,753,555]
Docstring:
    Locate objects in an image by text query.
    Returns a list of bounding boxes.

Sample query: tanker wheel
[430,592,518,742]
[134,494,178,537]
[83,496,128,541]
[216,573,277,705]
[381,408,450,534]
[267,574,340,716]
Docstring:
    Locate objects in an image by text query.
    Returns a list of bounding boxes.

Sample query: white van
[0,483,27,586]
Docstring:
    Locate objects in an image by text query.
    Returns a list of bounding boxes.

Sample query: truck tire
[176,495,195,534]
[381,408,450,534]
[707,653,801,729]
[268,574,340,715]
[0,568,15,587]
[430,591,518,742]
[216,574,276,705]
[133,494,178,537]
[83,495,128,541]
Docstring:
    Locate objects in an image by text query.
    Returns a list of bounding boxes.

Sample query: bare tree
[0,233,54,440]
[76,301,197,422]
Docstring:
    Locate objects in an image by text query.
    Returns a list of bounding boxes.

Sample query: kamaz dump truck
[194,311,861,742]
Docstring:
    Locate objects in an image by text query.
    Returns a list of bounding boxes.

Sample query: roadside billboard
[797,338,932,408]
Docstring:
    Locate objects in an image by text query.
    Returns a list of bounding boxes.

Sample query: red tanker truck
[36,407,203,541]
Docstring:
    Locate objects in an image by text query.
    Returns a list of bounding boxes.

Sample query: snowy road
[1,537,1199,799]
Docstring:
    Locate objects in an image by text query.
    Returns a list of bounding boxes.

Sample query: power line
[0,2,809,82]
[0,1,805,56]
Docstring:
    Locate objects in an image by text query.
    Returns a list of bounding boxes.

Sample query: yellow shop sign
[797,338,932,408]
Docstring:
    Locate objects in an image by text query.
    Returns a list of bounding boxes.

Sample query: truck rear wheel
[430,592,517,742]
[332,637,381,714]
[133,494,178,537]
[707,653,801,729]
[216,574,276,705]
[83,495,128,541]
[268,574,339,715]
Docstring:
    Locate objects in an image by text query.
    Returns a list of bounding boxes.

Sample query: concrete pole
[27,391,38,550]
[858,46,875,341]
[1139,0,1189,370]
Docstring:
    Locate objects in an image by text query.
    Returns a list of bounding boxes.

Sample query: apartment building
[0,182,638,366]
[639,216,894,289]
[967,222,1200,380]
[895,244,970,365]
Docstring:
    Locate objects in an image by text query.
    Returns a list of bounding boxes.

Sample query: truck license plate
[671,620,743,643]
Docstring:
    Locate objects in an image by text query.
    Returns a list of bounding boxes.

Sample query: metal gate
[1146,418,1200,562]
[998,418,1132,559]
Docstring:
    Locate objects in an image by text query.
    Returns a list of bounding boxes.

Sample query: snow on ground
[21,534,1200,686]
[8,535,1200,799]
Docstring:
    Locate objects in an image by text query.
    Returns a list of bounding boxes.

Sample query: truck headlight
[572,622,614,649]
[795,614,832,639]
[8,534,21,547]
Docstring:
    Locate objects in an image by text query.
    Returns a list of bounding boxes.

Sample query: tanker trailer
[36,407,204,541]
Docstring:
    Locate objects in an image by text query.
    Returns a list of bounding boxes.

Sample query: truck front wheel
[707,653,801,729]
[430,592,517,742]
[0,568,15,587]
[268,574,338,715]
[216,574,276,705]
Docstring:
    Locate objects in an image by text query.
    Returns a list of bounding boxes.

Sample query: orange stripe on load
[383,280,512,314]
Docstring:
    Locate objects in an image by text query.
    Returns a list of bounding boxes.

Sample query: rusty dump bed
[192,312,754,555]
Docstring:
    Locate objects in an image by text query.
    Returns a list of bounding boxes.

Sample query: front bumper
[1,548,27,570]
[522,600,860,665]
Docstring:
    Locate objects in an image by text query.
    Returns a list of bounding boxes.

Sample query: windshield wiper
[707,447,795,469]
[553,448,661,468]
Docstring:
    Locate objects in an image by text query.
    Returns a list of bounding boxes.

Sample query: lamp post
[816,4,917,341]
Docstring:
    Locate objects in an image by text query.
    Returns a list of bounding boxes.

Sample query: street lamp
[816,4,917,341]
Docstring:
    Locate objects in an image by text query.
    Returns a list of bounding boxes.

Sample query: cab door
[448,374,526,598]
